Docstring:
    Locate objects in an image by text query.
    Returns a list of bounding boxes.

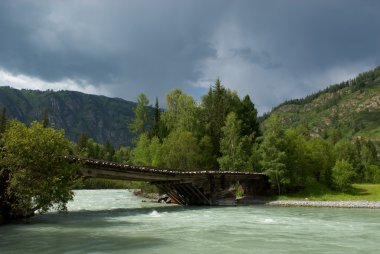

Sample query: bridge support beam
[153,182,212,205]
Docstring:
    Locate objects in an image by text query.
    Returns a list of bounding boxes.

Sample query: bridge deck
[69,157,266,182]
[67,156,269,205]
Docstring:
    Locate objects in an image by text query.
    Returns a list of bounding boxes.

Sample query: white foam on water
[262,218,276,224]
[149,210,161,217]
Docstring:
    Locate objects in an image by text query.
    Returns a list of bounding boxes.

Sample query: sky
[0,0,379,114]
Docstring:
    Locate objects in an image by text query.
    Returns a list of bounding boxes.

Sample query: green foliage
[161,89,199,133]
[41,108,49,128]
[363,165,380,183]
[0,87,140,147]
[277,183,380,201]
[103,139,115,161]
[150,97,166,139]
[262,66,380,145]
[305,138,335,186]
[129,93,150,137]
[114,146,132,164]
[160,130,201,169]
[218,112,250,171]
[237,95,261,139]
[235,183,244,198]
[0,107,7,133]
[131,133,152,166]
[201,79,242,161]
[199,135,217,170]
[331,160,356,192]
[0,121,79,220]
[259,117,289,195]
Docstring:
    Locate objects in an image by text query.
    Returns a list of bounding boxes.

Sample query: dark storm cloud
[0,0,379,113]
[230,48,282,70]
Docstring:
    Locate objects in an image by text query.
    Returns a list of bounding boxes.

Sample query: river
[1,189,379,254]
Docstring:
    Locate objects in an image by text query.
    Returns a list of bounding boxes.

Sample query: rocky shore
[248,199,380,208]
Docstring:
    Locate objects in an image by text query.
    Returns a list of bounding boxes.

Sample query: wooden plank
[184,184,204,204]
[189,184,212,205]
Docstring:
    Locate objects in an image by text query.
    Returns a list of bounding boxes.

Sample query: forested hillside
[0,87,138,147]
[262,66,380,144]
[1,69,380,197]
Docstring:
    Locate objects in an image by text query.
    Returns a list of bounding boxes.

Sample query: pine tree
[0,107,7,133]
[237,95,261,140]
[41,109,49,128]
[78,132,89,150]
[129,93,149,137]
[201,79,240,165]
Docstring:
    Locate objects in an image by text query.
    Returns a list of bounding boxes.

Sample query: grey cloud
[0,0,379,113]
[230,48,282,69]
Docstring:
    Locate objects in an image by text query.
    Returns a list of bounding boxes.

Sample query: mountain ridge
[262,66,380,143]
[1,65,380,147]
[0,86,138,147]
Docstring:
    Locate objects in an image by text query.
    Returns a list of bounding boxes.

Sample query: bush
[331,160,356,192]
[364,164,380,183]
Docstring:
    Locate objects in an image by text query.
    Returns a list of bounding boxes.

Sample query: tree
[0,107,7,133]
[218,112,250,171]
[131,134,162,167]
[331,160,356,192]
[131,133,152,166]
[259,117,289,195]
[41,109,49,128]
[284,129,308,187]
[305,138,335,186]
[201,79,240,165]
[334,139,362,181]
[160,130,201,169]
[77,132,89,157]
[129,93,150,137]
[199,135,216,170]
[150,97,163,139]
[237,95,261,140]
[114,146,132,164]
[149,136,162,167]
[103,139,115,161]
[0,121,79,221]
[363,164,380,183]
[161,89,199,133]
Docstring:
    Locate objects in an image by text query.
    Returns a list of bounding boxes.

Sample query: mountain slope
[0,87,138,147]
[262,66,380,143]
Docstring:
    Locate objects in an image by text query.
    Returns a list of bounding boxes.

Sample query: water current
[1,189,379,254]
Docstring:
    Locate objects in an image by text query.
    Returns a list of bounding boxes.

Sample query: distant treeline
[74,77,380,196]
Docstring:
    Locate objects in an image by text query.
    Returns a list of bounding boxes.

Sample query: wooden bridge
[69,157,269,205]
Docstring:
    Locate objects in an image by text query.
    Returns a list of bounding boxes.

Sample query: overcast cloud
[0,0,379,113]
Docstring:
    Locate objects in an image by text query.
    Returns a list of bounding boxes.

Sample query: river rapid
[1,189,379,254]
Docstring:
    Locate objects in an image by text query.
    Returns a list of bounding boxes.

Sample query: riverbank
[239,199,380,208]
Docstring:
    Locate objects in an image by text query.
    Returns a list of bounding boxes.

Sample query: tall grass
[278,183,380,201]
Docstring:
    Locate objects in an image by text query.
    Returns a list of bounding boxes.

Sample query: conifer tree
[129,93,149,137]
[0,107,7,133]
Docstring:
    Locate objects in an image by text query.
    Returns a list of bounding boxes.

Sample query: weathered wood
[68,156,269,205]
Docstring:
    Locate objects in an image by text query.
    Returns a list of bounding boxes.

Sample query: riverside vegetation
[1,66,380,222]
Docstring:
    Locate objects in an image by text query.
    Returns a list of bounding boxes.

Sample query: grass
[275,183,380,201]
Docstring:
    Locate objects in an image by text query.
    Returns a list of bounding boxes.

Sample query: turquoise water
[1,190,379,254]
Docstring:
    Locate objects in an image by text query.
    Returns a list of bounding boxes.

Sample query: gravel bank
[262,200,380,208]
